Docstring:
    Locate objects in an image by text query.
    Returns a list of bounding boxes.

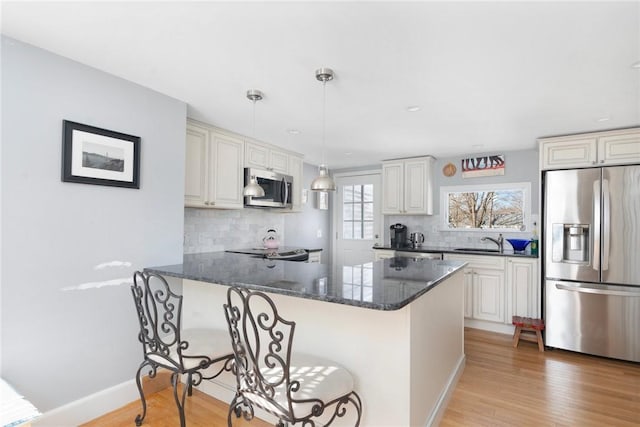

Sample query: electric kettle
[409,232,425,248]
[262,229,280,249]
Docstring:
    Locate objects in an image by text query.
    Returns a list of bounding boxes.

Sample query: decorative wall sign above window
[62,120,140,188]
[461,154,504,178]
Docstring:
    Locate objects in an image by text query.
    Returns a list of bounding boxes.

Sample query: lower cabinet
[506,257,539,319]
[307,250,322,264]
[373,249,396,261]
[444,254,539,331]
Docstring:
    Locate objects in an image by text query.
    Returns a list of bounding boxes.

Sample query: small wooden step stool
[512,316,545,352]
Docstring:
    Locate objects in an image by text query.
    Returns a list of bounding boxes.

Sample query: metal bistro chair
[224,287,362,427]
[131,271,233,427]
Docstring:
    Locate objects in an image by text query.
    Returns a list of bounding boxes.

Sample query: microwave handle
[281,177,289,204]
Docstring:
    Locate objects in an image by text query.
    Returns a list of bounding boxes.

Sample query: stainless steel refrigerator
[543,164,640,362]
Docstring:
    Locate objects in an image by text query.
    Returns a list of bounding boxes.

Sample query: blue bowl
[507,239,531,252]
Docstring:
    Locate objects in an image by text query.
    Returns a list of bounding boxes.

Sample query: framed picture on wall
[61,120,140,188]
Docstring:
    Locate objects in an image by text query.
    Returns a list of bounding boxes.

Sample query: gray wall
[432,149,539,214]
[1,37,186,411]
[283,163,331,254]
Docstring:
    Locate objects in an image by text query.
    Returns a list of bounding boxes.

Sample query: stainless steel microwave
[244,168,293,208]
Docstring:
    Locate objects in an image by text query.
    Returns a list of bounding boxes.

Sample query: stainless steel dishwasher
[394,251,442,260]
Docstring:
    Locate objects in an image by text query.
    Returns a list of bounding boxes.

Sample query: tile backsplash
[384,214,540,250]
[184,208,285,254]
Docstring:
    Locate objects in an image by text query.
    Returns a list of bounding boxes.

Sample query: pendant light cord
[321,79,328,168]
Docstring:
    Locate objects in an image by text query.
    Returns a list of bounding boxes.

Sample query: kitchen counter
[145,251,466,311]
[146,251,466,426]
[374,245,539,258]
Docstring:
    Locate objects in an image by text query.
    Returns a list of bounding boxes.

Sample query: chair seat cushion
[148,328,232,371]
[252,352,355,418]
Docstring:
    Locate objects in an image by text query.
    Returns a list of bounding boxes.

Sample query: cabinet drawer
[444,254,505,270]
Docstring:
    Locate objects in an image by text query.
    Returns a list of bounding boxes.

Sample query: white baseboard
[425,354,466,427]
[465,318,515,335]
[32,380,139,426]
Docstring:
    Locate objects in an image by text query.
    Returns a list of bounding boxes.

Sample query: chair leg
[187,372,193,396]
[171,372,189,427]
[134,361,153,426]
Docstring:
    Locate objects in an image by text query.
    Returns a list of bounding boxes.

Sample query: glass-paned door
[334,172,382,265]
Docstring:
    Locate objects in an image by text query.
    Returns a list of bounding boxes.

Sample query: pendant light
[310,67,337,192]
[242,89,266,197]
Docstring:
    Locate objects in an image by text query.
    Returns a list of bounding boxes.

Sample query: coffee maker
[390,223,408,249]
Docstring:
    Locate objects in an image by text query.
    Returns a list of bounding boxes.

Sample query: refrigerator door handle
[556,283,640,297]
[602,178,610,271]
[592,180,600,271]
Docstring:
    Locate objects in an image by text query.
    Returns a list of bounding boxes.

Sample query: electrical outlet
[317,229,322,238]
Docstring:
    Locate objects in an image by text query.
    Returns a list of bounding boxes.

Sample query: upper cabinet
[539,128,640,170]
[185,120,245,209]
[245,140,289,174]
[382,156,435,215]
[185,119,304,210]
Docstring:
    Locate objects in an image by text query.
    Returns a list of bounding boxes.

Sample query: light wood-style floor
[83,328,640,426]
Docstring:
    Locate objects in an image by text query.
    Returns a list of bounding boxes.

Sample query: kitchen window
[342,184,374,239]
[440,182,531,232]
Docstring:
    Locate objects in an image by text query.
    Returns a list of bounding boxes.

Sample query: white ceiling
[2,1,639,169]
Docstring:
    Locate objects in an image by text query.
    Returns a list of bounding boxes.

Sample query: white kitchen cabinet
[185,120,244,209]
[506,257,539,319]
[382,156,435,215]
[245,140,289,174]
[307,250,322,264]
[444,254,506,323]
[539,128,640,170]
[373,249,396,261]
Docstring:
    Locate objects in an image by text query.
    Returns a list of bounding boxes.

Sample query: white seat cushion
[148,328,232,371]
[249,352,355,418]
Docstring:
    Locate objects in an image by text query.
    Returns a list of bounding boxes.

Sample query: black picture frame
[62,120,140,189]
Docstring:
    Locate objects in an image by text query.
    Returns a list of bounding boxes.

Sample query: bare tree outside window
[442,183,530,231]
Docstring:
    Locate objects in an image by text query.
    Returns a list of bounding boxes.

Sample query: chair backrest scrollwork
[225,287,323,421]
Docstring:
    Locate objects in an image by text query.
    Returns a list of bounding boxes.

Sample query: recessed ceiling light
[286,128,301,135]
[406,106,421,112]
[344,152,352,156]
[632,61,640,69]
[596,116,611,122]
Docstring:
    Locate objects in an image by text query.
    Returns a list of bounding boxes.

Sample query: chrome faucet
[481,233,504,253]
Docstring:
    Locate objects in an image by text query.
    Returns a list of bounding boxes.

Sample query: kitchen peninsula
[146,252,466,426]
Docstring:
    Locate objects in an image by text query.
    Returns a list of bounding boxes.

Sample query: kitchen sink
[454,248,501,253]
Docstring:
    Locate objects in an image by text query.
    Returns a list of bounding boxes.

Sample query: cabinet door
[184,124,209,207]
[270,150,289,174]
[210,132,244,209]
[374,250,395,260]
[245,141,269,170]
[598,131,640,166]
[382,162,403,214]
[288,155,304,212]
[404,158,433,214]
[472,268,505,323]
[540,137,597,170]
[507,258,539,320]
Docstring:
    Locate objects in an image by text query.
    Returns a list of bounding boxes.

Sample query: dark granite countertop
[145,252,466,311]
[373,245,538,258]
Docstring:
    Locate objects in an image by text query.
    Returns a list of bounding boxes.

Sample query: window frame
[439,182,531,232]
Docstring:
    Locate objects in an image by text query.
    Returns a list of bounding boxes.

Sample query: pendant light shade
[311,67,336,192]
[242,89,265,198]
[243,175,265,197]
[310,165,336,191]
